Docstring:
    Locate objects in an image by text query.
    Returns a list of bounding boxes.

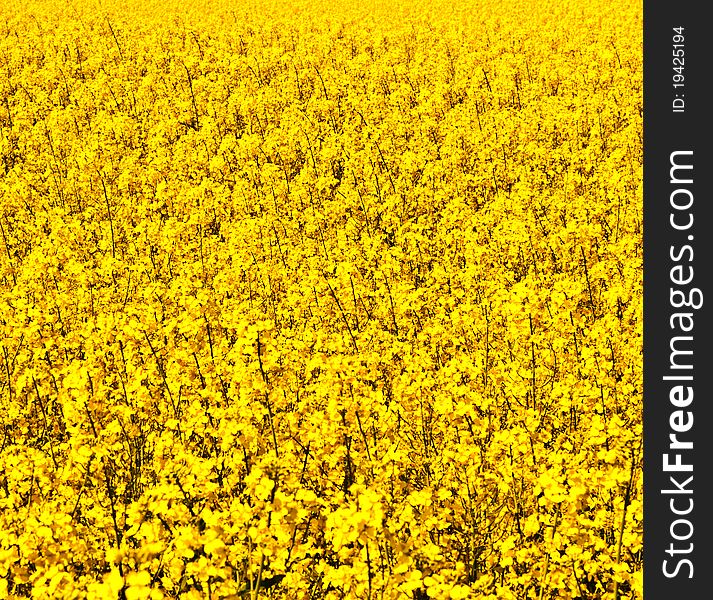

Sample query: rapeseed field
[0,0,642,597]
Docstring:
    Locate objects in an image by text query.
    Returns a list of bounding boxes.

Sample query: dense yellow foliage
[0,0,642,598]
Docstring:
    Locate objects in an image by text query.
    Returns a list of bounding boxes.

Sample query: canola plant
[0,0,642,597]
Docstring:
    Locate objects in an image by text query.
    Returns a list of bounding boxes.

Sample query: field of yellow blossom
[0,0,642,598]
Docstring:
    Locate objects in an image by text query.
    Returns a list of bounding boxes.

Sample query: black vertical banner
[644,1,711,598]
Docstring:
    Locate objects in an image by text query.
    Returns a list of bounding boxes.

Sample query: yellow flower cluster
[0,0,641,598]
